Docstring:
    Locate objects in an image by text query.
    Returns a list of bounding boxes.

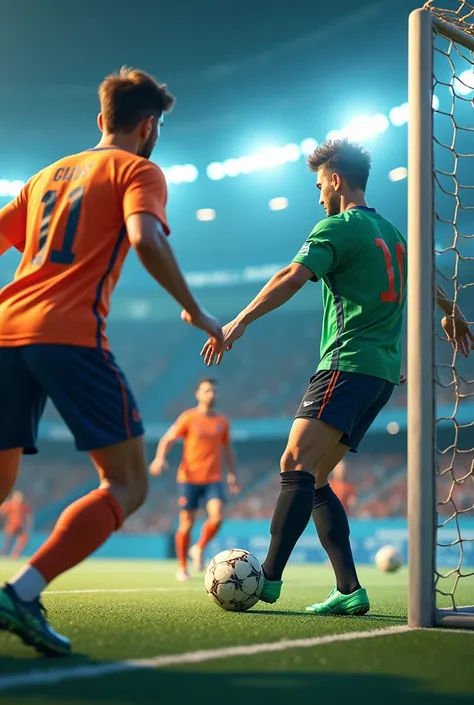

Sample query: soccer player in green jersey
[201,139,473,615]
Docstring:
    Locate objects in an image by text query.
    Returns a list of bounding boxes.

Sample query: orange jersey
[1,500,32,532]
[0,147,169,349]
[331,480,357,511]
[174,409,230,485]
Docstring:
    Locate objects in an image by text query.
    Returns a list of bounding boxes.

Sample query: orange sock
[29,488,123,583]
[197,520,222,550]
[175,529,191,569]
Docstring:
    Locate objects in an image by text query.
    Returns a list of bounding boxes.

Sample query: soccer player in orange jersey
[1,491,33,559]
[0,67,223,655]
[330,462,357,515]
[150,379,239,581]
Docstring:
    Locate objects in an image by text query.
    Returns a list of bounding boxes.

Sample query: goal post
[408,5,474,629]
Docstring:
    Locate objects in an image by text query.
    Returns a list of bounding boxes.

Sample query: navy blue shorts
[177,482,225,512]
[294,370,394,452]
[0,345,144,454]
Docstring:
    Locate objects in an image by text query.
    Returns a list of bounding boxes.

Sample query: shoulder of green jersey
[308,215,347,239]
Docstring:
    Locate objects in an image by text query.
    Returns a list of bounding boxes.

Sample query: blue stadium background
[0,0,472,565]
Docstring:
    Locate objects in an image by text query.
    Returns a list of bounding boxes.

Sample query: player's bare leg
[0,436,148,655]
[11,531,30,560]
[0,448,22,504]
[190,498,223,571]
[176,510,194,581]
[306,442,370,615]
[259,418,342,603]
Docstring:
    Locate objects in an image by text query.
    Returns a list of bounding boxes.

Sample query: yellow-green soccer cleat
[306,587,370,616]
[259,577,283,604]
[0,583,71,656]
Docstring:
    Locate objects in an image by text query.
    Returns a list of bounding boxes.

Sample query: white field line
[45,587,202,595]
[0,626,414,692]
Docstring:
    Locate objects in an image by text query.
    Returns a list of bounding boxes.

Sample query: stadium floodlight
[389,102,410,126]
[269,197,289,211]
[326,129,343,141]
[196,208,216,222]
[337,114,389,141]
[182,164,199,183]
[282,143,301,162]
[408,5,474,630]
[0,179,25,197]
[389,166,408,182]
[454,67,474,95]
[206,162,226,181]
[300,138,318,155]
[222,158,240,177]
[237,155,254,174]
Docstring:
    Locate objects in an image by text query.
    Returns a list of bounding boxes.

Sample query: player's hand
[441,313,474,358]
[181,308,224,351]
[227,474,240,495]
[149,457,168,476]
[201,318,247,366]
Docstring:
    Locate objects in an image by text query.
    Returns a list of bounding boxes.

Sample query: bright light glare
[300,138,318,155]
[0,179,25,197]
[206,162,225,180]
[387,421,400,435]
[432,94,440,110]
[389,102,409,127]
[182,164,198,182]
[454,69,474,95]
[223,159,240,177]
[269,197,289,211]
[196,208,216,222]
[389,167,408,182]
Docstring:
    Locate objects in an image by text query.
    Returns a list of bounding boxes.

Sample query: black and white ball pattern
[205,548,264,611]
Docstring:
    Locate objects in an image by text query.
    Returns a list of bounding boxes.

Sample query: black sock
[262,471,315,582]
[312,483,361,595]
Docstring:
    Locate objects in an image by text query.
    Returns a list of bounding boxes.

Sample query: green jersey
[292,206,407,385]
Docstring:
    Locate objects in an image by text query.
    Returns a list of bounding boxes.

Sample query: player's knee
[179,516,193,533]
[119,472,148,516]
[280,449,309,473]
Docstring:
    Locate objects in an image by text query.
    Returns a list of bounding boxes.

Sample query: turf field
[0,558,473,704]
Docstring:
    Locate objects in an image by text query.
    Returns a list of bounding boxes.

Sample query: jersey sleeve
[0,185,29,253]
[172,412,190,439]
[122,161,170,235]
[292,217,355,281]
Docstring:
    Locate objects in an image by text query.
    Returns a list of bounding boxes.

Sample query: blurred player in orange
[330,461,357,515]
[1,491,33,559]
[0,67,223,655]
[150,379,239,581]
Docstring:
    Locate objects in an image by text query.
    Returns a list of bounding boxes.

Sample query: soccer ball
[375,545,403,573]
[205,548,264,611]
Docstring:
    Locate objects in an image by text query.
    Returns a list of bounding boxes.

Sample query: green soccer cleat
[306,587,370,616]
[259,577,283,604]
[0,583,71,656]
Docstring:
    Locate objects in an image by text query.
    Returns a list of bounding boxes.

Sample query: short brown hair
[307,139,371,191]
[196,378,217,391]
[99,66,175,133]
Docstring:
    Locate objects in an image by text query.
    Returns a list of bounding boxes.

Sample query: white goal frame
[408,7,474,629]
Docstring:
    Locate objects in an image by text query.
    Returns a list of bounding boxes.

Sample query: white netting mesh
[426,1,474,613]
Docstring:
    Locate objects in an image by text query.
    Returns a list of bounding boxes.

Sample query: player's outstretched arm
[201,263,312,366]
[127,213,224,347]
[149,427,176,476]
[436,284,474,358]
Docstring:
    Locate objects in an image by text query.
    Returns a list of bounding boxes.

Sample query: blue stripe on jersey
[326,275,345,370]
[93,226,127,349]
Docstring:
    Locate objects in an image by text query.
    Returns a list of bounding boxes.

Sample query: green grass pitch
[0,558,473,704]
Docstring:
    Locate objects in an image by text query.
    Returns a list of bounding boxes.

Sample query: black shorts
[0,345,144,454]
[294,370,395,452]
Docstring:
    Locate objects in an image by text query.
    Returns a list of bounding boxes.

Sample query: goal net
[408,2,474,628]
